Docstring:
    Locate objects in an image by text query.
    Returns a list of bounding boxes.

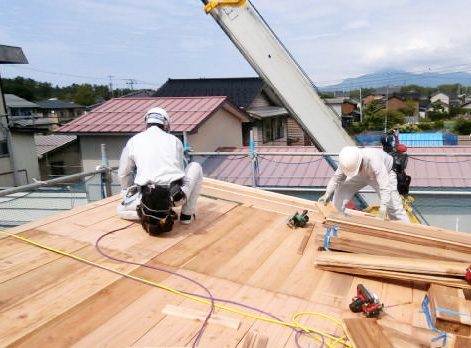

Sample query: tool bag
[137,181,182,235]
[390,152,411,196]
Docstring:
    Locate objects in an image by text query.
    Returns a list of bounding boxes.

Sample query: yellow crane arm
[205,0,247,13]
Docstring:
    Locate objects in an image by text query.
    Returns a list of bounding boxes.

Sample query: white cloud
[344,20,370,30]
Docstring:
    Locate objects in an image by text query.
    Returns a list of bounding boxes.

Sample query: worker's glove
[376,206,387,220]
[318,192,330,206]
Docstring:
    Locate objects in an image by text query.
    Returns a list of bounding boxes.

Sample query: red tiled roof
[57,96,232,134]
[202,146,471,188]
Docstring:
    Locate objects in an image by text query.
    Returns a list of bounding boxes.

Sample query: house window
[0,141,9,156]
[262,117,285,142]
[50,161,65,177]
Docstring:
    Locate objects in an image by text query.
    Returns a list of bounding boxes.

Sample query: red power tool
[465,266,471,283]
[349,284,383,318]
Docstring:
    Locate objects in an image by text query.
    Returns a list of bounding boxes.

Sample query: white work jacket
[326,148,394,207]
[118,126,185,188]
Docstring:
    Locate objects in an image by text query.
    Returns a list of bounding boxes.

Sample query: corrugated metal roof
[202,146,471,188]
[56,96,232,134]
[35,134,77,157]
[36,99,84,109]
[4,94,39,108]
[399,133,443,146]
[407,146,471,188]
[247,106,288,118]
[203,146,334,187]
[0,45,28,64]
[0,191,88,227]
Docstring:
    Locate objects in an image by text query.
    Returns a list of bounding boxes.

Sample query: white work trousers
[332,171,410,222]
[117,162,203,220]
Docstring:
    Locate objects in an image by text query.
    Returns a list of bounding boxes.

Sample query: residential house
[153,77,312,146]
[430,92,450,106]
[56,96,250,174]
[324,97,359,127]
[427,100,449,115]
[461,101,471,117]
[0,45,44,187]
[4,94,39,118]
[362,87,401,106]
[36,99,86,126]
[35,134,81,180]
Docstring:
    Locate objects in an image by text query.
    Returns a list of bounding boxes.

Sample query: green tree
[453,118,471,135]
[399,100,417,116]
[74,84,96,105]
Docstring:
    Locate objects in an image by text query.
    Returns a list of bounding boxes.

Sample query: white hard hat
[144,107,170,132]
[339,146,362,177]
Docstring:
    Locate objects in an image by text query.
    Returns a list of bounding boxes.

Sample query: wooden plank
[315,228,471,262]
[68,271,226,348]
[278,225,324,300]
[0,231,88,284]
[210,214,292,284]
[429,284,471,336]
[297,223,314,255]
[324,215,471,254]
[342,318,394,348]
[162,304,241,329]
[0,246,140,347]
[316,252,469,278]
[3,195,121,236]
[154,205,255,268]
[318,266,471,290]
[183,208,279,276]
[201,184,321,218]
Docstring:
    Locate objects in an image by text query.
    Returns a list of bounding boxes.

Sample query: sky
[1,0,471,90]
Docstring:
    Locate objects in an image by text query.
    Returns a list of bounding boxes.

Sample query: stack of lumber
[342,317,471,348]
[314,203,471,289]
[429,284,471,336]
[316,252,471,289]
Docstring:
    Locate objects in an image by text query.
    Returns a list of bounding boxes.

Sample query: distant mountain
[321,69,471,91]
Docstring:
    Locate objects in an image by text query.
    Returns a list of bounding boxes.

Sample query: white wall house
[57,96,250,175]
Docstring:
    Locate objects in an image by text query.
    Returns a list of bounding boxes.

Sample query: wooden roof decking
[1,178,434,348]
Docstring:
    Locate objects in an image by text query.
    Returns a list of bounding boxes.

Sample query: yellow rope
[0,230,352,347]
[292,312,353,348]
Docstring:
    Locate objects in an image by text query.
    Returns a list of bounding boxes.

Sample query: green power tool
[287,210,309,229]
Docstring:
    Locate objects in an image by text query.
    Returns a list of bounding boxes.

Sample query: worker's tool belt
[137,180,183,235]
[390,152,411,196]
[396,171,411,196]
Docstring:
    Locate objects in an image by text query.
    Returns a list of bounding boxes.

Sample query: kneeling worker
[318,146,409,222]
[117,107,203,234]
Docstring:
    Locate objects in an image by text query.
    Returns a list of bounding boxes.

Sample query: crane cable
[0,229,353,348]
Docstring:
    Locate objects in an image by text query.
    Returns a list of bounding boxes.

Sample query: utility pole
[385,72,390,132]
[359,87,363,123]
[126,79,137,90]
[108,75,114,98]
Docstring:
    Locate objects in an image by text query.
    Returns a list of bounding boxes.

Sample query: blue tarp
[356,133,459,147]
[398,133,443,146]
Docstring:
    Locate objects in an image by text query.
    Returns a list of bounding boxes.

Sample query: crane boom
[202,0,355,152]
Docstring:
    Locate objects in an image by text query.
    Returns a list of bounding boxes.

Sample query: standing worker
[117,107,203,234]
[318,146,410,222]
